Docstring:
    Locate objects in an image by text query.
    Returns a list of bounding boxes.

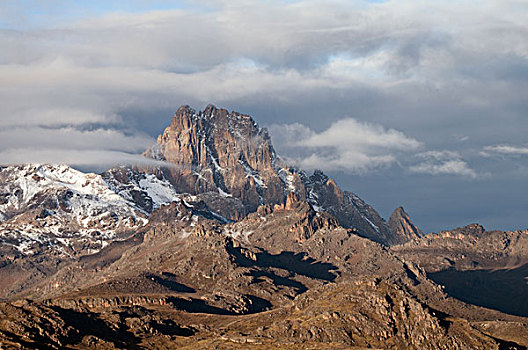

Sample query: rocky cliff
[143,104,284,213]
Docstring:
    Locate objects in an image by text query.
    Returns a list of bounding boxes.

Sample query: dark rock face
[301,169,394,245]
[388,206,423,244]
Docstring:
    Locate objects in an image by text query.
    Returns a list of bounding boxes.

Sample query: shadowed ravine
[429,264,528,317]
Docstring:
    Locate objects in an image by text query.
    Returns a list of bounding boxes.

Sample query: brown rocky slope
[1,198,527,348]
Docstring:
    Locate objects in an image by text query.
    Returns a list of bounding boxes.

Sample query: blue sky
[1,0,527,232]
[0,0,192,28]
[1,0,385,29]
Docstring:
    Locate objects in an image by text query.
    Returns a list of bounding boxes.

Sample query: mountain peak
[202,103,218,116]
[310,169,329,184]
[143,104,283,217]
[392,206,406,217]
[388,206,423,243]
[137,104,405,245]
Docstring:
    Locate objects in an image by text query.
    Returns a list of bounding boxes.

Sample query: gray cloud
[0,108,119,127]
[0,126,153,152]
[0,148,175,174]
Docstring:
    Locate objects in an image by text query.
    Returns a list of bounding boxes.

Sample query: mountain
[0,104,412,297]
[143,104,284,214]
[388,206,423,242]
[0,197,517,349]
[0,164,146,256]
[1,105,527,349]
[106,104,403,245]
[0,164,148,298]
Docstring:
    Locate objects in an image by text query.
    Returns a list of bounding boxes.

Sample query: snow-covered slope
[0,164,148,256]
[102,166,181,213]
[0,164,133,215]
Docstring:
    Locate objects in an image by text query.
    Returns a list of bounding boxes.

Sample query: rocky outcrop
[392,224,528,272]
[388,206,423,244]
[257,280,500,349]
[301,169,395,245]
[43,295,171,309]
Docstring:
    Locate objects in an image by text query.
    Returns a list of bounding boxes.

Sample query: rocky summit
[0,105,527,349]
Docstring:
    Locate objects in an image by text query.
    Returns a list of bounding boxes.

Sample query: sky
[1,0,527,233]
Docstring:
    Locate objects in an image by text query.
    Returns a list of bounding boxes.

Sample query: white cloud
[270,122,481,178]
[299,118,421,151]
[409,151,478,178]
[269,118,421,173]
[483,145,528,156]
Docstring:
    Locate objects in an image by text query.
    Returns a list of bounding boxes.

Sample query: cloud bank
[482,145,528,157]
[0,1,526,170]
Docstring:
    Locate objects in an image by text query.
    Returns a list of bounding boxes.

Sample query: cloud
[270,121,480,179]
[0,125,152,150]
[269,118,421,173]
[482,145,528,156]
[0,119,155,168]
[0,148,175,173]
[409,151,478,178]
[299,118,421,150]
[0,0,527,174]
[0,0,526,233]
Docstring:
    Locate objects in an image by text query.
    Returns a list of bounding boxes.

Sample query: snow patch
[239,159,266,188]
[138,174,180,209]
[218,187,232,197]
[224,228,253,242]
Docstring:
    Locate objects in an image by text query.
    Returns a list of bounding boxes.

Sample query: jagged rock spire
[388,206,423,243]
